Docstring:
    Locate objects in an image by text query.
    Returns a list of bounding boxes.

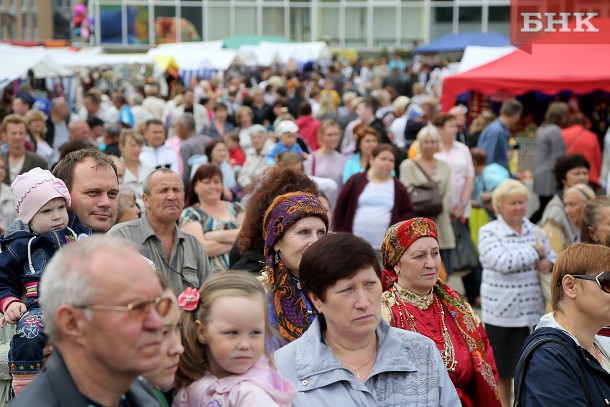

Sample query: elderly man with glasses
[11,235,169,406]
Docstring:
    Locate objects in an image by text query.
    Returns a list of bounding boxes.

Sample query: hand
[450,203,466,220]
[533,242,546,259]
[536,259,553,274]
[0,302,26,326]
[42,346,54,365]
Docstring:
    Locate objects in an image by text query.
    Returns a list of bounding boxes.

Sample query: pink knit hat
[10,168,71,224]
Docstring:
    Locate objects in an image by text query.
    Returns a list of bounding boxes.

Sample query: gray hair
[249,124,267,137]
[176,113,196,131]
[50,97,67,111]
[117,185,137,220]
[142,168,182,195]
[104,122,123,138]
[130,93,144,106]
[40,236,136,342]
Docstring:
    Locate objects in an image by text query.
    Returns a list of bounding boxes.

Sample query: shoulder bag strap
[311,152,317,176]
[514,337,590,406]
[412,159,435,183]
[566,128,586,151]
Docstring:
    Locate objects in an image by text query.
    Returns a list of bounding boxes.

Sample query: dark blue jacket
[0,212,92,312]
[514,327,610,406]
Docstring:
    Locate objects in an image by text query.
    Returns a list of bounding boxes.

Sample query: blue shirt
[477,119,509,169]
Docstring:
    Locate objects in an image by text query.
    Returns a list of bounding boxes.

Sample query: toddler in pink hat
[0,167,92,395]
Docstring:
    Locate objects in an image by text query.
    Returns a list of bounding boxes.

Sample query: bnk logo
[510,0,610,51]
[521,12,599,32]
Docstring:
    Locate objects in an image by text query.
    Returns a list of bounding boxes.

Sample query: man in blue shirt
[477,99,522,170]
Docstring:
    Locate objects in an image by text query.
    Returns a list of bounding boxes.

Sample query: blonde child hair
[175,271,273,389]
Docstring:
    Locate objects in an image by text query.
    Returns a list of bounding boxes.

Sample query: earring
[274,252,279,265]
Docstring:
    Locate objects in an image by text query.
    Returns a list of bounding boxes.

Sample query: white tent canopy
[0,46,74,89]
[147,47,238,71]
[257,41,330,64]
[236,45,282,67]
[458,45,516,73]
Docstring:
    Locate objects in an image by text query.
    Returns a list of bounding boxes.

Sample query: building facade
[91,0,510,49]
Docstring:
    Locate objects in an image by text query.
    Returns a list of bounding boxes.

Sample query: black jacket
[514,327,610,406]
[11,350,161,406]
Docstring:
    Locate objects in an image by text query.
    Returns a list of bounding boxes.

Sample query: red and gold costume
[380,218,501,407]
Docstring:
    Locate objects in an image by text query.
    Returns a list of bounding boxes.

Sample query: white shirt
[389,116,407,148]
[352,180,394,249]
[435,141,474,217]
[140,145,180,174]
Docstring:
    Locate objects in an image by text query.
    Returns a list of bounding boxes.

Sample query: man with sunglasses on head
[514,243,610,406]
[11,235,170,406]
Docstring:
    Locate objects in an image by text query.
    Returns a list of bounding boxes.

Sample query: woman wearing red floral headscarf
[261,192,329,347]
[380,218,501,407]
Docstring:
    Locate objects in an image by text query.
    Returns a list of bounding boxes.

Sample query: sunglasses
[571,271,610,294]
[74,296,173,320]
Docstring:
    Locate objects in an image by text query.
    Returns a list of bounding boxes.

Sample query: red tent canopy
[440,42,610,111]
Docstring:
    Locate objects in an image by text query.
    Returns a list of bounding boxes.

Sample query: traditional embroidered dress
[380,218,501,407]
[261,192,328,346]
[381,281,500,407]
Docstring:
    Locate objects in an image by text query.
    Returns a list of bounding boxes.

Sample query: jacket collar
[496,215,536,237]
[139,213,184,245]
[293,318,417,390]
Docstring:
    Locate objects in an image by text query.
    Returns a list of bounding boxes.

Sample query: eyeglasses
[74,296,173,320]
[571,271,610,294]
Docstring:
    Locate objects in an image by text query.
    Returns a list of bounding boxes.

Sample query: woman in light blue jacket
[274,233,460,406]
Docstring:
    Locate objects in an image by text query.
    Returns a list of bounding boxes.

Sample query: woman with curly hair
[228,166,318,273]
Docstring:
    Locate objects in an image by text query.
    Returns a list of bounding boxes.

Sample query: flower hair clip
[178,287,200,312]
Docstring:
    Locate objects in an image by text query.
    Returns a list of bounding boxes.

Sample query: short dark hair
[300,233,380,303]
[499,99,523,117]
[144,118,164,132]
[53,148,118,191]
[431,112,456,128]
[553,154,590,189]
[204,139,228,162]
[186,164,223,206]
[298,101,312,116]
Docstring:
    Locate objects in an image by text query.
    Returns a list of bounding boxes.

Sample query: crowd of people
[0,54,608,406]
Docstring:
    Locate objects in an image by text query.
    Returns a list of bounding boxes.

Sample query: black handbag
[451,220,480,271]
[407,160,444,218]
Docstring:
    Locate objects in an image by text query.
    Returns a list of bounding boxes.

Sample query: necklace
[325,335,377,379]
[395,284,434,310]
[593,343,603,365]
[392,290,458,372]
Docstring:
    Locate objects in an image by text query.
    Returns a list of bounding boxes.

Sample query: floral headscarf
[263,192,329,258]
[262,192,328,344]
[380,217,438,291]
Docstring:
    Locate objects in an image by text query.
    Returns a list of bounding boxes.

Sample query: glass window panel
[179,6,203,41]
[430,6,452,39]
[208,6,230,40]
[488,6,510,22]
[316,6,340,46]
[263,7,284,37]
[154,6,176,44]
[290,7,310,42]
[345,7,366,47]
[126,5,149,44]
[458,6,481,32]
[235,7,257,35]
[373,7,396,47]
[401,6,424,46]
